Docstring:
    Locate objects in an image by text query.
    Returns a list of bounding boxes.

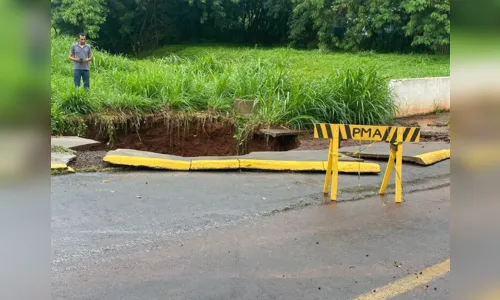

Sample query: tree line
[51,0,450,55]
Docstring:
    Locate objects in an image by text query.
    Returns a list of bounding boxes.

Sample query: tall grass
[51,34,429,136]
[148,45,450,80]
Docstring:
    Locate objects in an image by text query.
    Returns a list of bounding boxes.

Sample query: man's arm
[68,46,78,62]
[85,46,93,62]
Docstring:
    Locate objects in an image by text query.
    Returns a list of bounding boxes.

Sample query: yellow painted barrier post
[330,125,340,201]
[395,127,404,203]
[379,148,396,195]
[313,123,420,203]
[323,139,334,194]
[318,125,339,200]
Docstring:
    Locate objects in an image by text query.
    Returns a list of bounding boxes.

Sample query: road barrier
[314,124,421,203]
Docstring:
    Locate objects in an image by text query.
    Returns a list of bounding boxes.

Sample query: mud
[420,131,450,142]
[68,150,108,171]
[85,118,300,157]
[396,111,450,133]
[294,134,374,151]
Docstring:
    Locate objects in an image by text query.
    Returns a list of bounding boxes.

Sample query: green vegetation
[51,0,449,55]
[51,145,76,154]
[147,45,449,80]
[51,34,449,143]
[51,169,69,176]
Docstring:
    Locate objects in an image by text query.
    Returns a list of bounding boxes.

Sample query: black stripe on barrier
[410,127,420,142]
[325,124,333,139]
[345,125,352,139]
[315,124,324,139]
[340,126,348,140]
[314,124,421,142]
[390,129,397,143]
[403,127,411,141]
[382,126,391,142]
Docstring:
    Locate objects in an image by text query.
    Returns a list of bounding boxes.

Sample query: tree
[289,0,413,52]
[327,0,414,52]
[402,0,450,53]
[50,0,450,55]
[51,0,108,38]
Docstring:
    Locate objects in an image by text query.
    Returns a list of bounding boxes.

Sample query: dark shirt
[70,44,91,70]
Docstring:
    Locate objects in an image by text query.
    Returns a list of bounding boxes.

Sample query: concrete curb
[414,149,451,165]
[51,152,77,173]
[342,149,451,166]
[103,154,381,173]
[51,163,75,173]
[51,136,100,149]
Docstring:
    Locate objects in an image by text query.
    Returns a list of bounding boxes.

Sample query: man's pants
[74,69,90,90]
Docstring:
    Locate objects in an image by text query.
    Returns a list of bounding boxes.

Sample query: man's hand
[69,56,82,63]
[85,57,93,62]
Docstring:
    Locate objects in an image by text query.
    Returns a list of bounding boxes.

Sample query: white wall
[390,77,450,117]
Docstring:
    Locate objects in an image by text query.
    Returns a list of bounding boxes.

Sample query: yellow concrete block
[103,154,380,173]
[239,159,380,173]
[51,163,68,170]
[104,155,191,171]
[337,161,380,173]
[414,149,450,165]
[239,160,325,171]
[190,159,240,170]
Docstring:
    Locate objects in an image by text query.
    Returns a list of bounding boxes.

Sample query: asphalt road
[51,159,450,299]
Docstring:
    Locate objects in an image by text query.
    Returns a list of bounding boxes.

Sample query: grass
[51,145,76,153]
[51,33,449,147]
[146,44,450,80]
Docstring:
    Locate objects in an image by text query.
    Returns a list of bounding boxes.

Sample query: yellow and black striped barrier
[313,123,421,203]
[314,124,421,143]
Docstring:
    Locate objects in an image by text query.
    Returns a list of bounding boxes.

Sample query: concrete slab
[241,150,363,162]
[51,136,100,149]
[339,142,450,166]
[259,128,302,137]
[104,149,191,170]
[189,154,242,170]
[103,149,380,173]
[52,152,76,165]
[51,152,76,172]
[104,149,189,161]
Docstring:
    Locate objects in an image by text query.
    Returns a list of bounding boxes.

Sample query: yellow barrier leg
[330,125,340,201]
[323,139,334,195]
[379,148,396,195]
[395,128,404,203]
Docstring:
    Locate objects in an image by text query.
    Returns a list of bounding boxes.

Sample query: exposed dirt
[396,111,450,143]
[67,150,108,171]
[294,134,374,151]
[87,121,235,156]
[420,131,450,143]
[396,111,450,133]
[85,119,300,157]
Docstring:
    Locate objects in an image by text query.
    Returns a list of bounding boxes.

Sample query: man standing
[69,33,92,90]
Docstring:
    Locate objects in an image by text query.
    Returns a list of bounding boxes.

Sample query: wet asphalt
[51,159,449,299]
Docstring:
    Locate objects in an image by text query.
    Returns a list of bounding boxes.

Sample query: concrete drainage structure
[390,77,450,117]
